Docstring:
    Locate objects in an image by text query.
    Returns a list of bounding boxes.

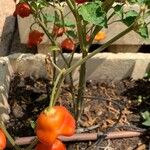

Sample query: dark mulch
[6,74,150,150]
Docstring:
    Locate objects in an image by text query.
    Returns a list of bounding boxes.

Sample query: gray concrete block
[0,52,149,122]
[7,53,150,82]
[56,53,150,82]
[14,53,53,79]
[0,57,13,122]
[0,0,16,56]
[108,45,141,53]
[131,57,150,80]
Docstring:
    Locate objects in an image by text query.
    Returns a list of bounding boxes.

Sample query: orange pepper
[36,106,75,145]
[35,139,66,150]
[94,31,106,41]
[0,129,6,150]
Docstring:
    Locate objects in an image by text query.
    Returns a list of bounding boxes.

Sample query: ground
[6,74,150,150]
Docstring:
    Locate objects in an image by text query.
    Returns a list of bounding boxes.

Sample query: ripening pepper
[0,129,6,150]
[52,25,65,37]
[36,106,75,145]
[28,30,44,47]
[13,2,31,18]
[94,31,106,41]
[61,38,75,53]
[35,140,66,150]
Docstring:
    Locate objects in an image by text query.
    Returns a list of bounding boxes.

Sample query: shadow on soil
[122,78,150,148]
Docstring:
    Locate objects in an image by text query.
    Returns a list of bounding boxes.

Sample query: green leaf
[30,120,36,129]
[66,30,77,39]
[145,72,150,78]
[113,4,124,18]
[123,10,138,26]
[142,119,150,126]
[30,0,48,10]
[137,0,145,4]
[78,2,107,27]
[145,0,150,7]
[64,20,75,28]
[138,24,149,39]
[141,111,150,126]
[44,14,55,22]
[141,111,150,120]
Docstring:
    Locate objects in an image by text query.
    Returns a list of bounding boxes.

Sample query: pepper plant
[0,0,150,149]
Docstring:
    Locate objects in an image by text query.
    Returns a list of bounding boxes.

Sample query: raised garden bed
[0,53,150,149]
[7,74,150,149]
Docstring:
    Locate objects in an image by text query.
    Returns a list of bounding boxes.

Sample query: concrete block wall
[0,52,150,122]
[7,53,150,81]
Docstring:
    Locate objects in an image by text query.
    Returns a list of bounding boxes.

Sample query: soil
[6,74,150,150]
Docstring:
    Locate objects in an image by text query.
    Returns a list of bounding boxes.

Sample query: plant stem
[52,51,57,83]
[59,52,75,95]
[0,123,21,150]
[53,73,65,106]
[76,51,88,120]
[102,0,116,12]
[69,1,88,120]
[37,18,57,85]
[49,69,65,107]
[37,19,55,45]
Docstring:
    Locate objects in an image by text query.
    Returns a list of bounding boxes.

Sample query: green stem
[37,19,55,45]
[59,53,75,91]
[50,70,65,107]
[0,123,21,150]
[102,0,116,12]
[68,0,88,119]
[76,51,88,120]
[53,73,65,106]
[65,0,76,17]
[37,18,57,83]
[60,52,70,68]
[68,52,77,113]
[52,51,57,83]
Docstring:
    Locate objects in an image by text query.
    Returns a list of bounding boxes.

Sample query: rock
[12,101,24,118]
